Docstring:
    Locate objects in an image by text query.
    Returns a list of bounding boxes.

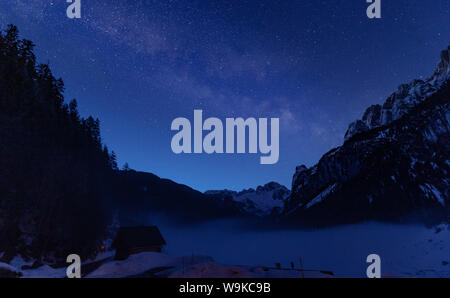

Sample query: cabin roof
[112,226,166,248]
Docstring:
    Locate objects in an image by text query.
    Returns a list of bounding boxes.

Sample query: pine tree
[122,162,130,171]
[69,99,80,123]
[0,25,116,263]
[110,151,118,170]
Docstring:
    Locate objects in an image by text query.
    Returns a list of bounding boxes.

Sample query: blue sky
[1,0,449,191]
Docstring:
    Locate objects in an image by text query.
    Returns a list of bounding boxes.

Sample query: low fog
[142,214,450,277]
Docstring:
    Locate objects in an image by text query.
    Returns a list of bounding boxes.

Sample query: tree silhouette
[0,25,118,264]
[122,162,130,171]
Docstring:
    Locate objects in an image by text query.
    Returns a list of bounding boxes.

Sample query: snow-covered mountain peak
[434,46,450,79]
[205,182,290,216]
[284,47,450,226]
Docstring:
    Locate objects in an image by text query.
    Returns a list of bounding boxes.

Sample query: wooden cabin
[112,226,166,260]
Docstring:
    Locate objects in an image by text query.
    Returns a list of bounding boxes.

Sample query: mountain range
[1,25,449,265]
[117,46,450,227]
[283,46,450,226]
[205,182,290,216]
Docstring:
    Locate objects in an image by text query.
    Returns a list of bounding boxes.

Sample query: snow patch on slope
[306,184,338,209]
[420,184,446,206]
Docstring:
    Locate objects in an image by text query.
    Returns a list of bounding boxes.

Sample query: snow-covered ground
[1,250,116,278]
[86,252,331,278]
[86,252,212,278]
[0,262,21,277]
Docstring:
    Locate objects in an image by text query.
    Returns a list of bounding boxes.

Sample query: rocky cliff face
[345,46,450,141]
[283,47,450,226]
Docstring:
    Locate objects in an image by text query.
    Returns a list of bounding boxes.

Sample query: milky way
[0,0,449,191]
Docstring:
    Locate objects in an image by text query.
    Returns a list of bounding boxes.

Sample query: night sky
[1,1,449,191]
